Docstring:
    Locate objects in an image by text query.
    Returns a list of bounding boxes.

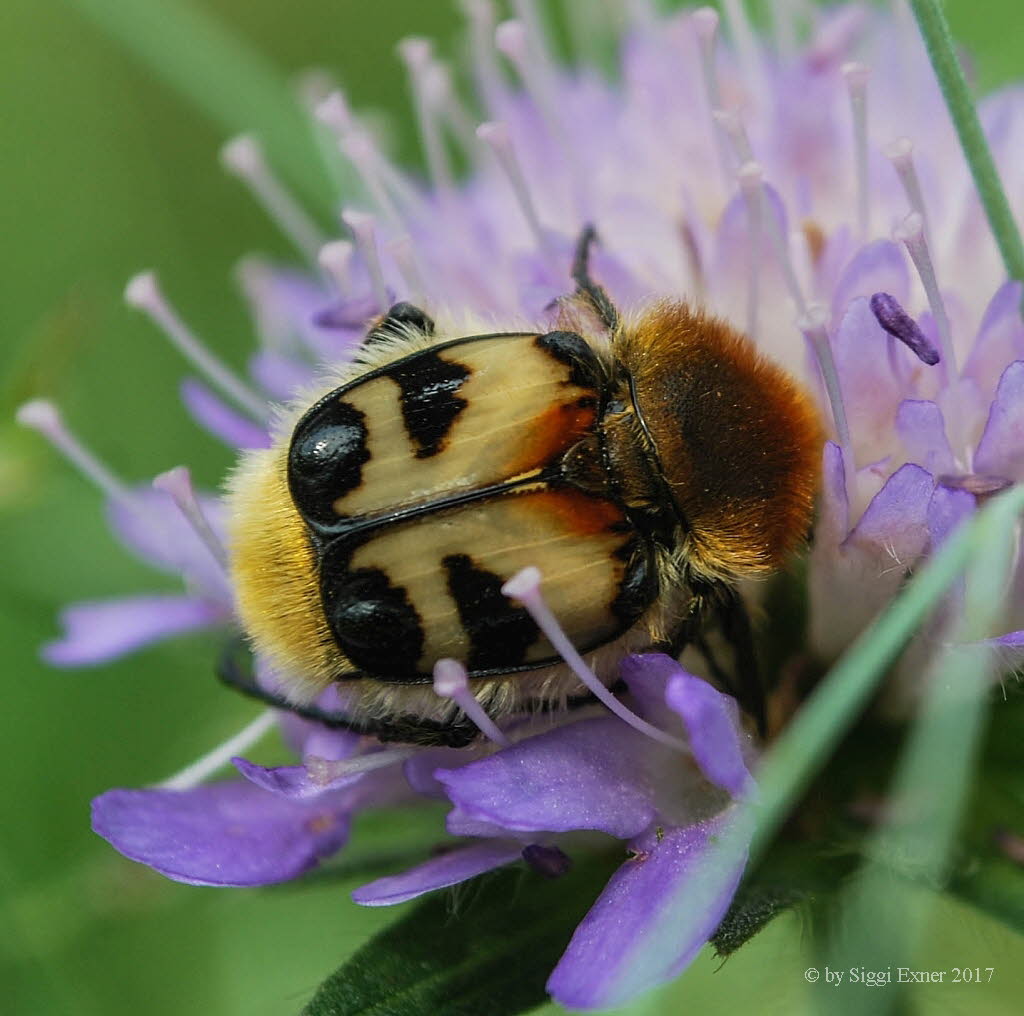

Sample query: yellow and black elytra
[226,231,822,746]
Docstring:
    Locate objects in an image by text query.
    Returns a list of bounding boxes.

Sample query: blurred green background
[2,1,1023,1013]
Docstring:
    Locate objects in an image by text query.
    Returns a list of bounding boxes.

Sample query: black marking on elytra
[365,301,436,345]
[320,556,425,678]
[288,399,370,528]
[610,544,660,623]
[383,351,471,459]
[443,553,541,671]
[535,330,604,390]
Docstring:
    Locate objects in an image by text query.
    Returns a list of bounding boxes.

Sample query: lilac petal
[927,485,975,549]
[180,378,271,449]
[832,297,904,456]
[106,487,231,602]
[547,816,747,1011]
[43,595,225,666]
[831,241,909,323]
[248,351,316,401]
[352,841,523,906]
[435,718,656,839]
[895,400,956,475]
[445,807,516,840]
[664,672,752,798]
[233,756,365,800]
[844,463,934,559]
[404,748,476,798]
[964,282,1024,397]
[817,441,850,544]
[974,361,1024,481]
[619,652,679,721]
[92,782,351,886]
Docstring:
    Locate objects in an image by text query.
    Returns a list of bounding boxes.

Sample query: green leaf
[301,853,619,1016]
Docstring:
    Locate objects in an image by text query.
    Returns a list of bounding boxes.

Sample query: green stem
[910,0,1024,283]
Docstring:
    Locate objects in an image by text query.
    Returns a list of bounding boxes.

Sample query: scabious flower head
[18,2,1024,1010]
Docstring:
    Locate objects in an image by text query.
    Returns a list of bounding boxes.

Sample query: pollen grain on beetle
[18,2,1024,1011]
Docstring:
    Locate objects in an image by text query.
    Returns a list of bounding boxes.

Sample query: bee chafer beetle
[226,233,821,746]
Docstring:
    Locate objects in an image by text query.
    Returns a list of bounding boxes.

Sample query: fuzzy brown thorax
[614,302,822,582]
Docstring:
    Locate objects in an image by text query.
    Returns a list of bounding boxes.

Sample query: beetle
[223,229,821,745]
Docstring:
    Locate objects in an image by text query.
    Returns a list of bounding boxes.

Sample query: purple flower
[16,2,1024,1011]
[354,654,752,1010]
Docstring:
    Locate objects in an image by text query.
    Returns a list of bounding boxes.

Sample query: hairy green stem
[910,0,1024,283]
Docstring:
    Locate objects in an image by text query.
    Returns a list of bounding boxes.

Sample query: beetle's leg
[571,224,620,333]
[364,301,436,345]
[660,584,767,737]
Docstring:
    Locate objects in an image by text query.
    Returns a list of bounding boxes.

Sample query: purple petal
[106,487,231,602]
[927,485,975,549]
[435,718,656,839]
[974,361,1024,480]
[232,756,365,801]
[248,351,316,401]
[92,782,350,886]
[664,672,752,798]
[619,652,679,721]
[547,816,748,1010]
[352,841,523,906]
[895,400,956,475]
[832,297,904,455]
[964,281,1024,396]
[832,241,909,323]
[43,595,226,666]
[404,748,477,798]
[844,463,934,559]
[180,378,271,449]
[817,441,850,544]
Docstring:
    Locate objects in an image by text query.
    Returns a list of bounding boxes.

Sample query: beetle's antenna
[571,225,620,332]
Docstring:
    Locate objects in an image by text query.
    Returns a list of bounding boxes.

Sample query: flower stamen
[433,659,511,748]
[157,708,278,791]
[152,466,229,573]
[220,135,327,262]
[798,304,856,496]
[125,271,267,420]
[739,162,808,316]
[461,0,505,114]
[886,137,934,255]
[496,19,587,218]
[869,292,940,366]
[398,38,456,196]
[341,209,389,312]
[896,211,958,385]
[317,240,356,296]
[476,121,553,262]
[501,567,689,752]
[16,399,132,502]
[842,62,872,240]
[693,9,735,188]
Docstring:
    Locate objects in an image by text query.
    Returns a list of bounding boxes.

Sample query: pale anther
[433,659,511,748]
[125,271,267,420]
[501,568,690,752]
[153,466,230,573]
[220,135,327,262]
